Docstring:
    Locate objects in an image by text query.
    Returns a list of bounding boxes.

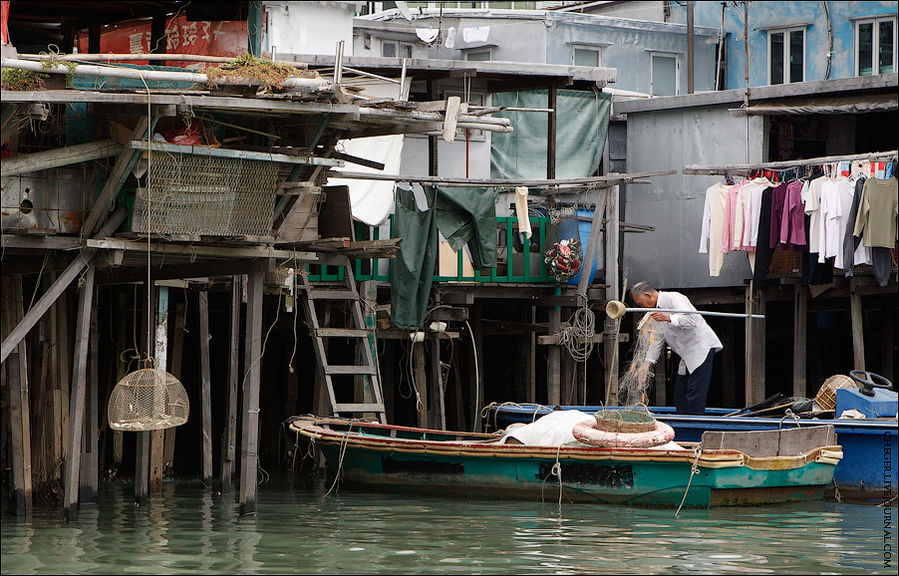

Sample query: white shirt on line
[644,291,724,376]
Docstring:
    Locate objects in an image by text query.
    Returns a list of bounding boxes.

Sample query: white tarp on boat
[498,409,687,450]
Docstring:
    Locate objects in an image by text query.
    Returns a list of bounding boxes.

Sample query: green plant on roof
[1,68,50,91]
[204,52,318,91]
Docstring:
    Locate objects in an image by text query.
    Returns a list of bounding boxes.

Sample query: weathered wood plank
[849,278,865,370]
[792,285,808,398]
[1,139,123,177]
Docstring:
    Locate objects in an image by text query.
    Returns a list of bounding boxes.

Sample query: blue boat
[485,403,896,501]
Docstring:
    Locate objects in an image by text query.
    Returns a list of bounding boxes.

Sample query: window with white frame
[382,41,413,59]
[768,27,805,85]
[573,47,601,67]
[650,53,678,96]
[856,17,896,76]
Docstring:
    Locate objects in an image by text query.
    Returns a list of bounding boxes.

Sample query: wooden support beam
[221,277,241,492]
[239,269,264,516]
[63,263,95,521]
[198,291,213,484]
[537,332,628,345]
[1,139,123,177]
[129,140,343,166]
[849,277,865,370]
[81,118,154,237]
[112,290,127,476]
[603,185,620,406]
[3,277,33,516]
[1,209,127,364]
[792,284,807,398]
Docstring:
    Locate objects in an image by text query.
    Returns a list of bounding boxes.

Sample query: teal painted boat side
[317,445,836,508]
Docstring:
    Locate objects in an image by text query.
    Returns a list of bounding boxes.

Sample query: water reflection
[1,475,893,575]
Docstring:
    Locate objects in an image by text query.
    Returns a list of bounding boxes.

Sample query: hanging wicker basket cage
[107,367,190,431]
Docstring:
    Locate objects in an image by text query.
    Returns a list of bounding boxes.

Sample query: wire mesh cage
[107,367,190,431]
[131,152,279,237]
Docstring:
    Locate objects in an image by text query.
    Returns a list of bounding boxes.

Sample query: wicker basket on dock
[594,410,657,434]
[814,374,859,411]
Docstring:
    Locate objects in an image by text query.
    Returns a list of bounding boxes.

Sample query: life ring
[572,419,675,448]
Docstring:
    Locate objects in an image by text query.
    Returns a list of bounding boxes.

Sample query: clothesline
[683,150,898,176]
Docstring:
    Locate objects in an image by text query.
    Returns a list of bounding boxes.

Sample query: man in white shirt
[631,282,724,414]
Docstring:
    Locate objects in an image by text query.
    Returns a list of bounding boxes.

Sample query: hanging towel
[443,26,457,49]
[514,186,532,239]
[462,26,490,44]
[415,28,439,44]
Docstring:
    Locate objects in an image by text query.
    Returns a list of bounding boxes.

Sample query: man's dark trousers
[674,349,716,415]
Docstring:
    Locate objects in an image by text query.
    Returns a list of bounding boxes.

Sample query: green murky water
[1,475,894,574]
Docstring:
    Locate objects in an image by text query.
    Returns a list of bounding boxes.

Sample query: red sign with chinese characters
[77,13,248,67]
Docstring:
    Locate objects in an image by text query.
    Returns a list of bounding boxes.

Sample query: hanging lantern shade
[107,366,189,431]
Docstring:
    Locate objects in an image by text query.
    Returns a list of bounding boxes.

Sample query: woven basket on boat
[594,410,656,434]
[814,374,859,411]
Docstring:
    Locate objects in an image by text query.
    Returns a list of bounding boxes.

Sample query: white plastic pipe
[1,58,332,91]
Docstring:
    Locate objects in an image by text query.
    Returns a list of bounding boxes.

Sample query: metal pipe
[624,307,764,319]
[19,52,309,68]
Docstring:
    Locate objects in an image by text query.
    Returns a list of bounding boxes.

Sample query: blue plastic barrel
[556,209,601,286]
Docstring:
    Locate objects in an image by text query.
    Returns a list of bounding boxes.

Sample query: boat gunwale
[288,417,842,471]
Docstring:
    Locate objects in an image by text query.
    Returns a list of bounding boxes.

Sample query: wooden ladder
[298,257,386,423]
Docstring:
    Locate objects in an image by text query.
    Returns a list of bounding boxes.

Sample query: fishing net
[617,312,658,407]
[107,367,190,431]
[594,410,656,433]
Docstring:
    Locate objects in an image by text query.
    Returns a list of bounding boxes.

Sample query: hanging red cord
[465,128,470,178]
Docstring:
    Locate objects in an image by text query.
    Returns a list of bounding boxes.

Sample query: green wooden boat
[289,416,843,508]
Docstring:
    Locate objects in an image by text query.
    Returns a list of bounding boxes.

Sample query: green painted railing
[307,216,554,284]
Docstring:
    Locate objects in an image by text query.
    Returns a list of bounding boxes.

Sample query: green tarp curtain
[491,89,611,180]
[390,186,498,328]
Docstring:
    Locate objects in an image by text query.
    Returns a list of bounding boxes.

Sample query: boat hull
[292,417,840,509]
[319,444,833,507]
[487,404,898,501]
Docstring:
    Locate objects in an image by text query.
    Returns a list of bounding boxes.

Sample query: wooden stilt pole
[849,278,865,370]
[112,289,127,478]
[221,277,241,492]
[79,285,100,503]
[525,306,536,403]
[792,284,808,398]
[63,263,95,521]
[149,286,168,496]
[603,185,620,406]
[198,290,213,484]
[413,341,428,428]
[4,277,33,516]
[239,268,264,516]
[471,303,485,430]
[163,301,186,479]
[134,284,153,505]
[547,306,561,406]
[430,334,445,430]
